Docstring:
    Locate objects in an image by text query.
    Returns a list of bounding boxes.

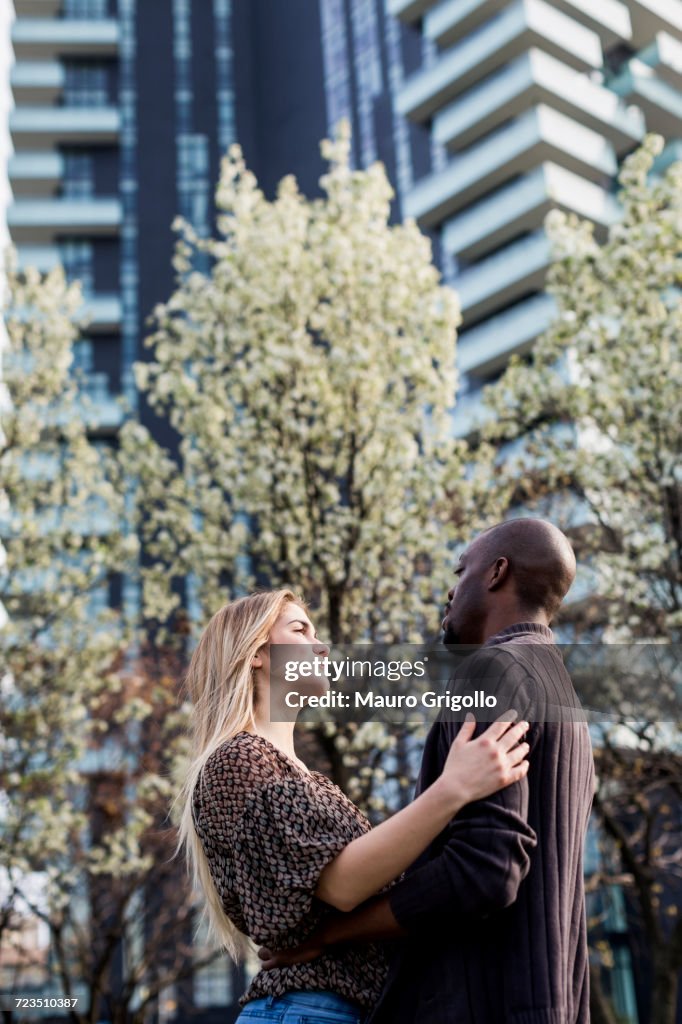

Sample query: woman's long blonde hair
[171,588,306,961]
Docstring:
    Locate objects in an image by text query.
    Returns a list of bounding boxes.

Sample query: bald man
[258,518,596,1024]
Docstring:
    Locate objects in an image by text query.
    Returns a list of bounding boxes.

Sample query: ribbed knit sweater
[366,622,596,1024]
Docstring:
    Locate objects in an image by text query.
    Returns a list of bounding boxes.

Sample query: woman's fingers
[500,719,531,752]
[507,740,530,766]
[453,711,477,744]
[480,707,519,740]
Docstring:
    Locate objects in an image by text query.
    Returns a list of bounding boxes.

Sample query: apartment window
[60,240,94,295]
[64,62,109,106]
[63,0,109,17]
[62,151,95,198]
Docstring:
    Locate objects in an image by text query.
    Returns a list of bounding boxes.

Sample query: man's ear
[488,556,510,590]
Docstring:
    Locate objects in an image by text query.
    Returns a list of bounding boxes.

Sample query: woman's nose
[313,641,330,658]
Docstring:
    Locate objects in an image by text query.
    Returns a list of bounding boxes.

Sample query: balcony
[610,58,682,139]
[11,17,119,60]
[82,294,121,332]
[639,32,682,91]
[10,105,120,146]
[627,0,682,48]
[8,151,64,195]
[456,292,556,376]
[397,0,602,121]
[433,49,643,155]
[457,230,551,325]
[424,0,508,48]
[11,60,64,103]
[442,162,619,262]
[387,0,439,23]
[15,244,62,271]
[7,197,122,242]
[426,0,630,50]
[403,104,616,228]
[541,0,631,47]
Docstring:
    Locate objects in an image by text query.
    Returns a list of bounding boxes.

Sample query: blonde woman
[173,589,530,1024]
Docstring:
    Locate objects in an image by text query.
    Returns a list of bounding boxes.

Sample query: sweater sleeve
[388,651,540,929]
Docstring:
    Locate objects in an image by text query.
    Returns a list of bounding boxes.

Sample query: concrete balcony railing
[8,151,64,195]
[456,292,557,376]
[12,17,119,59]
[81,294,122,332]
[386,0,438,23]
[15,243,63,271]
[433,48,643,155]
[403,104,616,228]
[396,0,602,121]
[425,0,508,49]
[534,0,631,47]
[426,0,630,50]
[442,162,619,262]
[609,57,682,140]
[457,229,551,325]
[11,60,64,103]
[8,197,122,242]
[627,0,682,49]
[10,105,120,146]
[8,290,121,331]
[639,31,682,91]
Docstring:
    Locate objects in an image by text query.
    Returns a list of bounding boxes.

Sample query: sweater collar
[483,621,555,647]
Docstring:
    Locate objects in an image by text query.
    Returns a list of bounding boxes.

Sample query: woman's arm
[313,713,529,912]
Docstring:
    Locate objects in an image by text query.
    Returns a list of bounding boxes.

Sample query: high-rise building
[389,0,682,434]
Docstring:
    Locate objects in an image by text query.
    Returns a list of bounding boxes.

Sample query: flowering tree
[477,135,682,1024]
[120,122,491,806]
[0,260,220,1022]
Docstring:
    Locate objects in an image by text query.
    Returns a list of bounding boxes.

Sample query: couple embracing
[175,518,595,1024]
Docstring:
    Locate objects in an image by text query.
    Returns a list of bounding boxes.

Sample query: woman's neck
[244,718,301,764]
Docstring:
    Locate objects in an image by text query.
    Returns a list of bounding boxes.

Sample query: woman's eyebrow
[286,617,319,638]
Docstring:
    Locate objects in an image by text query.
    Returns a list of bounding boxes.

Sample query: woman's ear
[252,652,263,670]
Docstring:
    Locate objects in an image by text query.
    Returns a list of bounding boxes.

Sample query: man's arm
[257,892,405,969]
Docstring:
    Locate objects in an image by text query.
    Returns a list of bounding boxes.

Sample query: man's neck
[483,608,550,642]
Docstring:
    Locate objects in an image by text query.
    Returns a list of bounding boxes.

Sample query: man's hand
[257,929,325,970]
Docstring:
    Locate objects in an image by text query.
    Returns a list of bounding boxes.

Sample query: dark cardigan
[366,623,596,1024]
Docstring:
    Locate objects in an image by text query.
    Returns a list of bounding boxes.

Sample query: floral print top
[192,730,397,1012]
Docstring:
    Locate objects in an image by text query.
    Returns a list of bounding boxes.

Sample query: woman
[173,589,529,1024]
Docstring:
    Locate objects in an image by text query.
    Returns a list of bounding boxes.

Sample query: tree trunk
[589,962,619,1024]
[650,953,679,1024]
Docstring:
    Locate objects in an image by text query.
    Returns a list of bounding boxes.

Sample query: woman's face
[254,603,331,701]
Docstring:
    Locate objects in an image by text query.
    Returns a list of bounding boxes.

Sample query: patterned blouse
[191,730,398,1013]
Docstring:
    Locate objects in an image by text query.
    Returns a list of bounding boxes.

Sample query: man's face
[441,540,490,645]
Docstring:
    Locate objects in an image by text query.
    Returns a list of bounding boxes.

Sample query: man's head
[442,518,577,645]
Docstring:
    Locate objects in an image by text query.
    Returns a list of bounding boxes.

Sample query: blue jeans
[235,989,367,1024]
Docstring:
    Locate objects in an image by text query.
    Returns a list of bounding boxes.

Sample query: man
[259,518,596,1024]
